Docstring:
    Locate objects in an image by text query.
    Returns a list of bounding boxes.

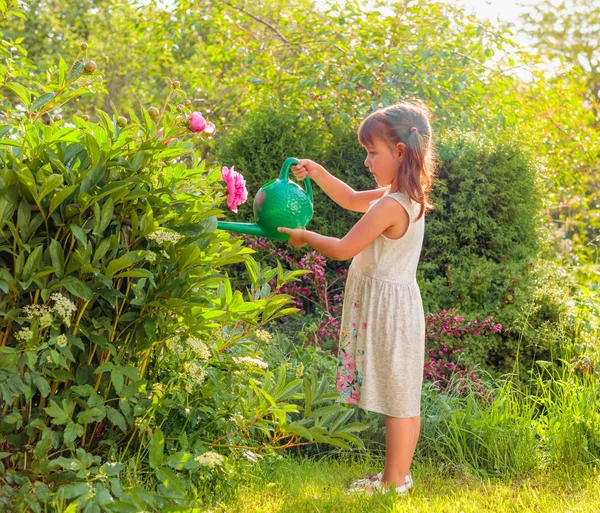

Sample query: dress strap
[384,192,419,223]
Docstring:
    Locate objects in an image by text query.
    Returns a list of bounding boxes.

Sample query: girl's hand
[277,227,307,248]
[291,159,325,182]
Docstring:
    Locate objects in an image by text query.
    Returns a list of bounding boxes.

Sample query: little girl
[277,101,436,495]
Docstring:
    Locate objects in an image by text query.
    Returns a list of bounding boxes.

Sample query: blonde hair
[358,100,438,221]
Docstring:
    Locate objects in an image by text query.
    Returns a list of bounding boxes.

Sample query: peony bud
[188,111,207,132]
[117,116,127,127]
[102,54,109,63]
[53,114,62,121]
[84,61,97,73]
[172,80,180,89]
[82,114,90,121]
[147,106,159,120]
[80,42,88,51]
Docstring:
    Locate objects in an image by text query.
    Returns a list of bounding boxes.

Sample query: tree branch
[217,0,292,47]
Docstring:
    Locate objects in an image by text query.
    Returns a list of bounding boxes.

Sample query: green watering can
[217,157,313,241]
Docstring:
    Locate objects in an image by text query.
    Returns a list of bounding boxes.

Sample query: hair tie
[410,127,418,132]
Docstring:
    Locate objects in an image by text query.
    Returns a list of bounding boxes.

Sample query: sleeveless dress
[335,190,426,418]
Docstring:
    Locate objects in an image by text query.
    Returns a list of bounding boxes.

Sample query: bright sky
[459,0,532,23]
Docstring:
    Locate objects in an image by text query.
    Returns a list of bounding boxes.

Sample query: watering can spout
[216,221,272,239]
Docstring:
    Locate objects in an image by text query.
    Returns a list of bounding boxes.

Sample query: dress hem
[336,397,421,419]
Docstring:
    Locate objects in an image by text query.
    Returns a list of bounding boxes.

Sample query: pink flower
[204,122,216,135]
[189,112,207,132]
[361,322,367,330]
[222,165,248,213]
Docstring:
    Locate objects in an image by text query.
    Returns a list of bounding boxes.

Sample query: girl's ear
[396,142,406,161]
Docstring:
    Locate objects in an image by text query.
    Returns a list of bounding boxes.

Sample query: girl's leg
[381,415,420,488]
[408,416,421,466]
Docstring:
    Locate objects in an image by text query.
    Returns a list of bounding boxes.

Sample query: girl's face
[362,136,404,190]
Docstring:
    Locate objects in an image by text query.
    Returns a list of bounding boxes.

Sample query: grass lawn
[206,454,600,513]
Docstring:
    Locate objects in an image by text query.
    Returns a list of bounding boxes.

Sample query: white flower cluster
[147,230,182,246]
[14,328,33,341]
[295,363,304,379]
[56,334,68,348]
[184,362,206,394]
[51,293,77,327]
[233,356,269,370]
[23,304,54,328]
[255,329,273,344]
[194,451,226,468]
[188,337,211,361]
[144,251,157,263]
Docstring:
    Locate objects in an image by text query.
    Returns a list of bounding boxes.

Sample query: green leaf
[58,56,68,87]
[4,82,32,108]
[106,406,127,432]
[76,406,105,424]
[64,421,84,444]
[61,482,92,499]
[38,174,64,202]
[30,92,55,112]
[94,196,113,235]
[111,368,124,394]
[67,59,85,82]
[105,252,144,276]
[17,200,31,240]
[70,224,88,247]
[100,461,125,477]
[166,452,199,471]
[59,276,92,301]
[22,246,42,281]
[155,467,186,496]
[49,184,78,216]
[32,373,50,397]
[15,167,37,198]
[49,238,65,277]
[0,185,18,227]
[148,428,164,469]
[86,133,101,167]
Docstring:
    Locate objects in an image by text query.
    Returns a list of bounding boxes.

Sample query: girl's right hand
[291,159,325,182]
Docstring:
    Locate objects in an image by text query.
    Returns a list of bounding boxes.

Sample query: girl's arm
[293,159,387,212]
[278,196,408,260]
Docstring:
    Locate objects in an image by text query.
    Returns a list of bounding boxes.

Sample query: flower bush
[0,33,367,510]
[424,308,502,399]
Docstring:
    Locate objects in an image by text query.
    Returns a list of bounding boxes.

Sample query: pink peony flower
[222,165,248,213]
[189,112,207,132]
[204,122,216,135]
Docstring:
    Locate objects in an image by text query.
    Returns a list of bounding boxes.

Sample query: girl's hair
[357,100,438,222]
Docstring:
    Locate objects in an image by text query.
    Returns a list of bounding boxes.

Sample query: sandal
[349,471,414,491]
[346,471,413,495]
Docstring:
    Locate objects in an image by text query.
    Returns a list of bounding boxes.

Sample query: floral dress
[335,191,426,418]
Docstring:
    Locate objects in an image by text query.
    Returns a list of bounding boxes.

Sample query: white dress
[335,191,426,418]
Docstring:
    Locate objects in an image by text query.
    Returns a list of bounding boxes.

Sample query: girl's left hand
[277,227,307,248]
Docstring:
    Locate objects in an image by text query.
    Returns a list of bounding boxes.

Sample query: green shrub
[0,43,368,510]
[214,104,569,374]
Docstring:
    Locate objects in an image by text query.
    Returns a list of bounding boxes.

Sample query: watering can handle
[279,157,313,203]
